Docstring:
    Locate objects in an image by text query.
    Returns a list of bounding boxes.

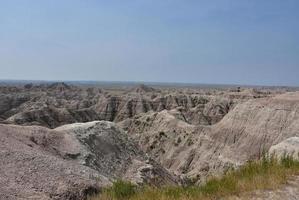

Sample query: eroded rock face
[0,124,107,200]
[119,92,299,183]
[212,92,299,162]
[0,83,240,128]
[0,82,295,192]
[55,121,178,186]
[0,121,177,200]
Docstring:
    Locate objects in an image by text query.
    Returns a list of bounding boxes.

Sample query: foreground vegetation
[89,155,299,200]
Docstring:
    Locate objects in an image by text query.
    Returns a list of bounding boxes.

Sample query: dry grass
[89,155,299,200]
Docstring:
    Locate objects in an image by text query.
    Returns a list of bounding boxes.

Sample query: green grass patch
[89,155,299,200]
[100,180,136,199]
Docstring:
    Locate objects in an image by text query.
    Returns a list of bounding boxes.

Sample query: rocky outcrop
[55,121,178,186]
[269,137,299,159]
[0,83,237,128]
[0,83,294,187]
[119,92,299,183]
[0,93,30,116]
[211,92,299,162]
[0,124,106,200]
[0,121,177,200]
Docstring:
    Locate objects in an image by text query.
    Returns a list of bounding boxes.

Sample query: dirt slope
[0,121,177,200]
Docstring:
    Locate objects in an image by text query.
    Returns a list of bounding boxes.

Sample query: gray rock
[269,137,299,159]
[0,124,108,200]
[55,121,178,186]
[0,121,177,200]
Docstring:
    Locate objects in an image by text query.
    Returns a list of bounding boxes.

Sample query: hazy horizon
[1,1,298,86]
[1,79,298,89]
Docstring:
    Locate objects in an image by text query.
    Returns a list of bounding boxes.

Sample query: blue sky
[0,0,298,86]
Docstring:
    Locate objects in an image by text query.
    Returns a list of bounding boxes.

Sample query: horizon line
[0,78,298,88]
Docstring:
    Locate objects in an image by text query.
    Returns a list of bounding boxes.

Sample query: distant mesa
[134,84,157,93]
[24,83,33,89]
[47,82,72,90]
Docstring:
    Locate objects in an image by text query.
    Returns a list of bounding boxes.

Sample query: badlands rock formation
[0,83,271,128]
[0,121,177,200]
[0,124,104,200]
[0,82,298,198]
[120,92,299,182]
[55,121,177,186]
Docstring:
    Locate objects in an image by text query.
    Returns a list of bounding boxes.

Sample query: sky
[0,0,298,86]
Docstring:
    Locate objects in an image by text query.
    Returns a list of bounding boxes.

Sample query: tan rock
[269,137,299,159]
